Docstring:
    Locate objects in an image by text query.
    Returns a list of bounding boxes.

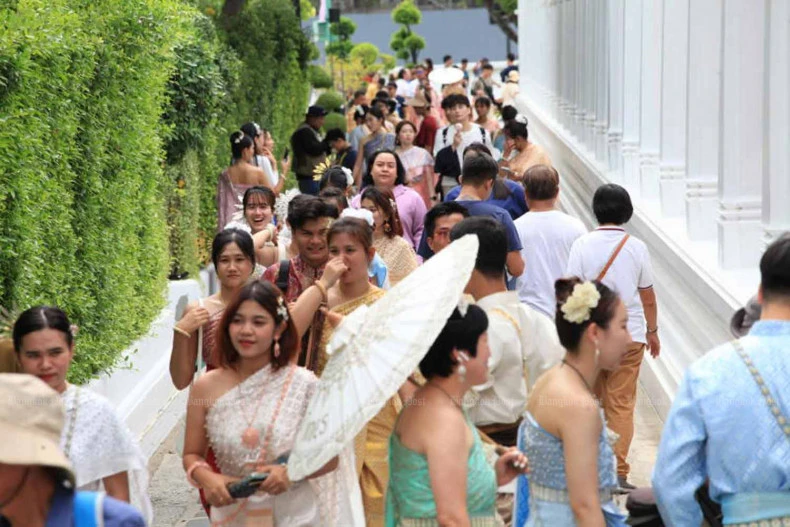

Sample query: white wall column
[574,0,587,139]
[559,0,574,131]
[639,0,663,201]
[546,0,562,119]
[594,0,610,165]
[685,0,722,241]
[607,0,624,180]
[658,0,689,218]
[763,0,790,245]
[621,0,642,195]
[583,0,597,148]
[717,0,766,269]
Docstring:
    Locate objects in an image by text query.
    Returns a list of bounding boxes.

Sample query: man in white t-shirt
[395,68,419,99]
[565,183,661,491]
[515,165,586,318]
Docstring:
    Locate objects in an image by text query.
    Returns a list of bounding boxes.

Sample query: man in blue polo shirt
[419,153,524,278]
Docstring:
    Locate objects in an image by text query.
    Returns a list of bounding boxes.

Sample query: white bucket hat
[0,374,75,484]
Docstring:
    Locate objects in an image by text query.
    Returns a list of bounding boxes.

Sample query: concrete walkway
[148,383,662,526]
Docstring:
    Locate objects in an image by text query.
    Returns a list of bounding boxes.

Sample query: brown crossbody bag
[596,234,630,281]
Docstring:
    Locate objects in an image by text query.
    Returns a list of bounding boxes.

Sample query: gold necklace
[427,382,463,411]
[561,359,595,395]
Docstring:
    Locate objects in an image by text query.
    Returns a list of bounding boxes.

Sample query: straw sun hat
[0,373,75,484]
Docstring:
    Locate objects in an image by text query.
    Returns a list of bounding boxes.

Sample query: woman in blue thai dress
[514,278,631,526]
[386,304,529,526]
[353,106,396,187]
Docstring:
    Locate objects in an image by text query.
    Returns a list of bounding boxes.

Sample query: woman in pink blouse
[351,149,427,250]
[395,121,436,208]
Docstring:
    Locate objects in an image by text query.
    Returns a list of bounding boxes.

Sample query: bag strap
[489,308,530,387]
[596,234,630,282]
[73,491,104,527]
[276,259,291,295]
[442,126,449,145]
[732,339,790,440]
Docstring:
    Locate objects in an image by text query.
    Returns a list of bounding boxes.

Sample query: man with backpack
[433,94,499,199]
[262,195,338,370]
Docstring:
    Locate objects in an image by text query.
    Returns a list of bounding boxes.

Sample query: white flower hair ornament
[276,296,289,322]
[515,114,529,125]
[560,282,601,324]
[457,295,470,317]
[341,167,354,188]
[341,207,374,227]
[233,132,245,144]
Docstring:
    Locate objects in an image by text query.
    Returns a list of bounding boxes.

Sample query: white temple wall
[517,0,789,418]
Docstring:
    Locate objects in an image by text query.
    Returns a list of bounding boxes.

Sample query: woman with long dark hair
[217,131,272,231]
[351,150,427,250]
[182,281,356,526]
[360,186,418,285]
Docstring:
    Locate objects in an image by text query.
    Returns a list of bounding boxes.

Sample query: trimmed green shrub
[163,12,241,276]
[220,0,311,161]
[0,0,310,382]
[322,112,347,134]
[0,0,194,382]
[309,64,333,89]
[315,91,346,113]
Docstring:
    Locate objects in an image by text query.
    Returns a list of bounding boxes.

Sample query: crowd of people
[1,54,789,527]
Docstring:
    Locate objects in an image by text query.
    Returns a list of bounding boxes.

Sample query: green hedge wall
[220,0,311,160]
[0,0,310,382]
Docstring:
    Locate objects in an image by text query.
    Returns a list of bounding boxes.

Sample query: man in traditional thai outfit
[653,233,790,526]
[262,195,338,370]
[450,216,562,525]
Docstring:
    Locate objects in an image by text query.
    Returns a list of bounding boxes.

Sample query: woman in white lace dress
[13,306,152,523]
[182,281,359,526]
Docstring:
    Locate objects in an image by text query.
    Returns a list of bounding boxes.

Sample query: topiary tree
[308,64,333,89]
[314,91,345,112]
[322,112,346,133]
[378,53,397,72]
[326,16,356,61]
[350,42,379,70]
[390,0,426,64]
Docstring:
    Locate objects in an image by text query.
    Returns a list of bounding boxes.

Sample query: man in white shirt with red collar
[566,183,661,491]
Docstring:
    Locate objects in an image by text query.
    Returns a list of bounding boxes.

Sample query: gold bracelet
[173,325,191,338]
[313,280,328,302]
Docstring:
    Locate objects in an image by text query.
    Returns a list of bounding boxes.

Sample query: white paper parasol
[428,66,464,86]
[287,234,479,482]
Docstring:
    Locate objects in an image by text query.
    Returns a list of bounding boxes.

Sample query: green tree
[326,16,356,61]
[390,0,426,64]
[350,42,380,69]
[379,53,397,72]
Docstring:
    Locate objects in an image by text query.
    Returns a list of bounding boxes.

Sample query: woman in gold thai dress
[359,186,419,286]
[290,210,418,526]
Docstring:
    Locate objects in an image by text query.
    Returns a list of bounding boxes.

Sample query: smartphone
[227,472,269,498]
[282,148,290,162]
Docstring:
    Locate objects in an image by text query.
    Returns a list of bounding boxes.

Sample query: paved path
[149,383,662,526]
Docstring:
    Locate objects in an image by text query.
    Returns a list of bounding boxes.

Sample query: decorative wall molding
[514,90,745,420]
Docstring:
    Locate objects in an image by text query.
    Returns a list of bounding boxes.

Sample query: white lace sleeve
[63,387,153,524]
